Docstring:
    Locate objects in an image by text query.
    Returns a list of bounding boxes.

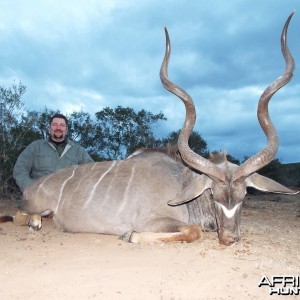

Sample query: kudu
[1,13,298,246]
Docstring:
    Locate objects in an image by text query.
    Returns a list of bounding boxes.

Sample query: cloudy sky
[1,0,300,163]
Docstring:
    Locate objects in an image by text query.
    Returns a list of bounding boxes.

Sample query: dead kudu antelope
[1,13,299,246]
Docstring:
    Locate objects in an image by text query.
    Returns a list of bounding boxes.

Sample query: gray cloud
[1,0,299,162]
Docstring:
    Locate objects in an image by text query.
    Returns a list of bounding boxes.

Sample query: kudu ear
[168,175,212,206]
[245,173,299,194]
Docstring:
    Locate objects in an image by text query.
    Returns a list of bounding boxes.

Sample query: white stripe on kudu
[37,173,55,196]
[83,161,117,209]
[117,163,136,215]
[55,166,78,213]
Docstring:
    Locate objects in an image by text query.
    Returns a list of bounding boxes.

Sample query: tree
[226,154,240,165]
[257,158,282,182]
[242,156,282,182]
[95,106,166,160]
[30,108,60,139]
[0,82,36,194]
[162,130,209,157]
[67,110,104,160]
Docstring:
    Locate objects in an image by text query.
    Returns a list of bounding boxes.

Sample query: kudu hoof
[28,214,42,231]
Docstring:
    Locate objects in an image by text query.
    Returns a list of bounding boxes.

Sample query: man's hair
[50,113,68,127]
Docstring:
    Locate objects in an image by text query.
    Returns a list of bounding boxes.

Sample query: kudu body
[2,13,298,245]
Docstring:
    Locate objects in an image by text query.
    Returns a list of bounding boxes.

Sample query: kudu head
[160,13,298,245]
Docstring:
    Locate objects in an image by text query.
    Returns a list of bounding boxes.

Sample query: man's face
[50,117,67,142]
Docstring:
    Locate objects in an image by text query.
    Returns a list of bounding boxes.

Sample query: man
[13,113,94,193]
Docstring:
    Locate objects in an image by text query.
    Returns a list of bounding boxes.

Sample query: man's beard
[52,131,64,141]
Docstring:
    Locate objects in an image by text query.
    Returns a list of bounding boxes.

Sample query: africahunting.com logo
[258,275,299,296]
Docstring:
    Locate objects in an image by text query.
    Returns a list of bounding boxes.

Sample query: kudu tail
[0,215,14,223]
[0,211,33,226]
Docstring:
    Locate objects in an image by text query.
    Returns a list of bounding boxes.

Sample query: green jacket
[13,139,94,192]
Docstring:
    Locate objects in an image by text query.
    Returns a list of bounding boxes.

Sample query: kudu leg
[120,219,202,243]
[13,210,42,231]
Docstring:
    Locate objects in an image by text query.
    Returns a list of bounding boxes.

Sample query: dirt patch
[0,193,299,299]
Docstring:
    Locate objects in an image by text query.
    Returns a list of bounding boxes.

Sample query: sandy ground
[0,192,299,300]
